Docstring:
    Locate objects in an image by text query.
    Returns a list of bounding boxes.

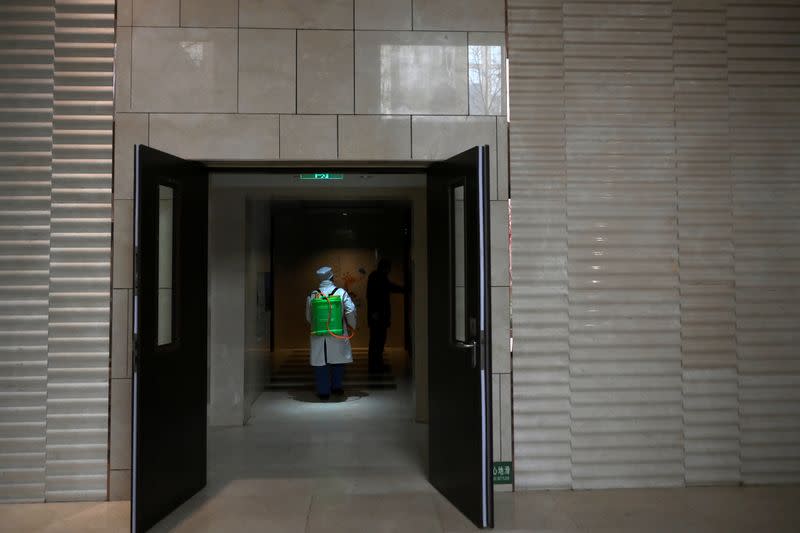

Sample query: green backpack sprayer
[310,288,356,340]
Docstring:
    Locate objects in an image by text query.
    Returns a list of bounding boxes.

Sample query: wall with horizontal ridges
[509,0,800,489]
[0,0,113,503]
[45,0,114,502]
[0,0,55,504]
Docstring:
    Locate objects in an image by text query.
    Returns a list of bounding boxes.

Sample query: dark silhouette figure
[366,259,404,374]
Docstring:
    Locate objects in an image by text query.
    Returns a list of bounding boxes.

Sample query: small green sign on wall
[299,173,344,181]
[493,461,512,484]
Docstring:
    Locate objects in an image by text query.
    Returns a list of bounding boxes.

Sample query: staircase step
[265,382,397,391]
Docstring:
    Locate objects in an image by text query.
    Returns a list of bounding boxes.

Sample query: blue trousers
[314,364,344,395]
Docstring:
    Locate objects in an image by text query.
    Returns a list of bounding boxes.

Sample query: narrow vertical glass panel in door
[453,184,466,343]
[157,185,174,345]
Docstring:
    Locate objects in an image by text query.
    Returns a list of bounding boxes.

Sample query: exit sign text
[299,173,344,180]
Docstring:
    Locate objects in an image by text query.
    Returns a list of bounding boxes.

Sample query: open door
[132,145,208,532]
[427,146,493,528]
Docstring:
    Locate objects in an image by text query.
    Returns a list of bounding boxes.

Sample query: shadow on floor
[288,389,370,403]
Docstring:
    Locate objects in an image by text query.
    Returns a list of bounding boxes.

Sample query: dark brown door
[132,145,208,532]
[427,146,493,528]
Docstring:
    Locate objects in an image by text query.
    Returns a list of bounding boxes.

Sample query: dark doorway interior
[268,201,413,392]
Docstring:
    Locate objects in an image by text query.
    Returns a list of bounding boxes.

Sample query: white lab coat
[305,280,357,367]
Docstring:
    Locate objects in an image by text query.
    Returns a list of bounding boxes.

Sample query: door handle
[457,341,478,368]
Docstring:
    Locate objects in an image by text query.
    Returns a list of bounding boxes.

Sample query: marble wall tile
[181,0,237,27]
[413,0,505,31]
[355,31,468,115]
[239,29,296,113]
[280,115,337,159]
[355,0,412,30]
[113,113,148,200]
[298,30,354,114]
[490,199,510,286]
[132,0,179,27]
[114,27,132,113]
[338,115,411,159]
[500,373,512,461]
[111,290,130,380]
[493,373,501,461]
[240,0,353,29]
[109,470,131,501]
[411,116,497,189]
[109,378,132,470]
[112,200,133,290]
[131,28,237,112]
[126,291,133,377]
[117,0,132,26]
[468,32,506,116]
[411,114,497,152]
[149,114,279,160]
[492,286,511,374]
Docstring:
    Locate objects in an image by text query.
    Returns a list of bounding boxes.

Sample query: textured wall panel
[510,0,800,490]
[0,0,55,503]
[674,0,739,485]
[729,0,800,485]
[45,0,114,501]
[508,0,571,489]
[564,0,682,489]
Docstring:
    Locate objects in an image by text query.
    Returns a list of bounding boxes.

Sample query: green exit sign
[300,173,344,181]
[493,461,512,485]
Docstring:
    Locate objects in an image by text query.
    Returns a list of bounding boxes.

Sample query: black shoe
[317,393,330,401]
[332,388,344,396]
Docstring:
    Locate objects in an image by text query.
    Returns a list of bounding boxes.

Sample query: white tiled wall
[238,29,296,113]
[279,115,338,159]
[131,28,238,112]
[148,114,280,159]
[337,115,411,159]
[111,0,511,500]
[355,31,468,115]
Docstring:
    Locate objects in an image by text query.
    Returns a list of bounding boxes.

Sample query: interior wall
[273,209,407,352]
[208,190,246,426]
[207,193,273,426]
[0,0,115,503]
[244,199,271,420]
[509,0,800,490]
[111,0,512,501]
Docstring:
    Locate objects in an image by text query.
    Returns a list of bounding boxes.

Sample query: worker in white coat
[305,266,357,400]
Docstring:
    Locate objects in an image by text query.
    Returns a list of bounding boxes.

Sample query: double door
[131,145,493,530]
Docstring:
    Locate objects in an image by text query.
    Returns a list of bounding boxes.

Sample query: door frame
[124,159,500,529]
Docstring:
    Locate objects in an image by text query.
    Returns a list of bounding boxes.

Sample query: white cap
[316,266,333,281]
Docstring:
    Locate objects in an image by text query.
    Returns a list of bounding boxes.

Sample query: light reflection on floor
[149,378,435,532]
